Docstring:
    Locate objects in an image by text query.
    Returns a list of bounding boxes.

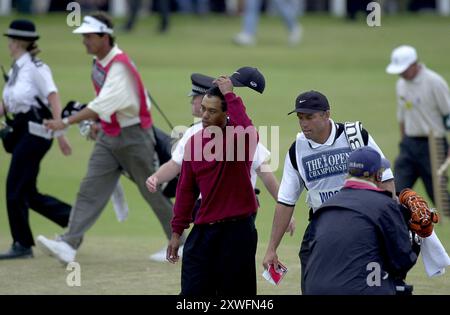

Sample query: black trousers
[5,115,71,247]
[299,221,312,295]
[395,136,450,204]
[181,215,257,296]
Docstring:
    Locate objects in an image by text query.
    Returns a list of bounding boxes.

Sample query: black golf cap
[4,19,39,41]
[188,73,215,96]
[288,90,330,115]
[230,66,265,94]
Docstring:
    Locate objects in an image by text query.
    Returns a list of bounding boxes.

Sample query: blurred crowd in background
[3,0,449,17]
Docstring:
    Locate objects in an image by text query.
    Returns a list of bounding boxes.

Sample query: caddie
[303,147,417,295]
[262,90,395,293]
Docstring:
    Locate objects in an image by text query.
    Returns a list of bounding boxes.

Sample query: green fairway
[0,12,449,295]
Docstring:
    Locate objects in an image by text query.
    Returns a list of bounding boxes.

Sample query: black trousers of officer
[181,215,257,296]
[5,113,71,248]
[395,136,450,204]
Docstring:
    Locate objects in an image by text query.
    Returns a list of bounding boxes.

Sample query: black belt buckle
[395,283,413,295]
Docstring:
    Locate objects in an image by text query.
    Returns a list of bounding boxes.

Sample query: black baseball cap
[188,73,215,96]
[4,19,39,41]
[288,90,330,115]
[230,66,265,94]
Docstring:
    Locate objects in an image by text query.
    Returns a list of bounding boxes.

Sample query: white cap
[73,16,114,35]
[386,45,418,75]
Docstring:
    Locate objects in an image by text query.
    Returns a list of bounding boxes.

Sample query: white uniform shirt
[171,122,270,189]
[87,45,151,127]
[278,119,394,211]
[396,64,450,138]
[2,53,57,114]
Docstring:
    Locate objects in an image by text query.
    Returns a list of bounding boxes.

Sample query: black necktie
[7,62,19,86]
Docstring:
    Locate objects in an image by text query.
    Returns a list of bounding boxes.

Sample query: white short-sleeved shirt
[171,121,270,189]
[396,64,450,138]
[278,120,394,211]
[172,122,203,165]
[2,53,57,114]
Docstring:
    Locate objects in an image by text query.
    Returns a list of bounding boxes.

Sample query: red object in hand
[263,261,288,285]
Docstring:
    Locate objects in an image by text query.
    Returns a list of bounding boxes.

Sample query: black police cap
[4,19,39,41]
[189,73,215,96]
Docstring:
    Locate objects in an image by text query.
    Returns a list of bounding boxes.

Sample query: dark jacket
[304,187,417,295]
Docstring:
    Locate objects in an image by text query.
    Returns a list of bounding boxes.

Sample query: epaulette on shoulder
[32,58,44,67]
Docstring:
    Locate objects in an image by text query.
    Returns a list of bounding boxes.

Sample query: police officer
[0,20,72,260]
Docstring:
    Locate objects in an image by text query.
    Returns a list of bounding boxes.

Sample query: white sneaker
[36,235,76,265]
[149,245,183,262]
[233,32,256,46]
[288,25,302,46]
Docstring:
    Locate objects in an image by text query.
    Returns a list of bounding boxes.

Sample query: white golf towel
[111,182,129,222]
[420,231,450,277]
[28,121,65,139]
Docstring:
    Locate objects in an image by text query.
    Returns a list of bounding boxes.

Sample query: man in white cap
[37,12,177,264]
[386,45,450,205]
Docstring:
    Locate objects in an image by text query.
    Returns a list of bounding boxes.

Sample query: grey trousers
[61,125,174,249]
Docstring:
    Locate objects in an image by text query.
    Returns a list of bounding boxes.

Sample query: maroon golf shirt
[172,92,258,235]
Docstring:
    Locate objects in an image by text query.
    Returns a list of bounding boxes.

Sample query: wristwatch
[62,117,70,127]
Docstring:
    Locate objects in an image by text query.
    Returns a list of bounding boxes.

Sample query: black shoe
[0,242,33,260]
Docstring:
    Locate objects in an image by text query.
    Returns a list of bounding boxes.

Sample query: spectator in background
[78,0,109,11]
[346,0,372,21]
[176,0,209,15]
[233,0,302,46]
[386,45,450,209]
[123,0,170,33]
[13,0,32,13]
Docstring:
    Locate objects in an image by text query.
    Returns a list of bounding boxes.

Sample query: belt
[120,117,141,128]
[12,108,44,122]
[12,111,30,119]
[405,136,429,141]
[208,214,253,225]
